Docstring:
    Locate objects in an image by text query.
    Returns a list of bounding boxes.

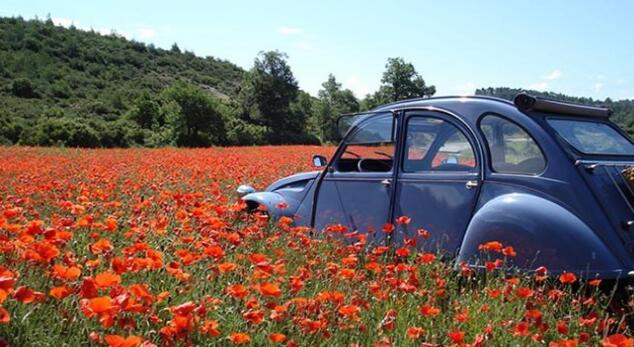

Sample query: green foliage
[11,78,38,98]
[162,82,227,147]
[239,50,306,144]
[376,57,436,103]
[314,74,359,143]
[20,116,100,147]
[126,92,161,129]
[0,16,245,147]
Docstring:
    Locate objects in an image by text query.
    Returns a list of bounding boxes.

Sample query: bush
[11,78,38,98]
[20,117,100,147]
[226,118,267,145]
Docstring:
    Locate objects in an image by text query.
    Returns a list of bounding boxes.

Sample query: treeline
[476,87,634,136]
[0,17,436,147]
[3,17,632,148]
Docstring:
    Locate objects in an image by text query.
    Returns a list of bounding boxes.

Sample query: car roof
[371,95,514,112]
[363,95,524,127]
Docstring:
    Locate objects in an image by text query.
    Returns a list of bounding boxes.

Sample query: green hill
[0,16,245,146]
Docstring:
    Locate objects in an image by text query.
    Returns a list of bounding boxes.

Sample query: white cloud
[528,82,548,91]
[277,26,303,35]
[543,69,562,81]
[345,76,371,98]
[597,74,606,80]
[594,82,604,92]
[138,27,156,39]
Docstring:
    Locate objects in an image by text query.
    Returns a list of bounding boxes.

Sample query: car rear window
[547,119,634,155]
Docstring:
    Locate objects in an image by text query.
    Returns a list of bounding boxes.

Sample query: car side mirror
[312,155,327,168]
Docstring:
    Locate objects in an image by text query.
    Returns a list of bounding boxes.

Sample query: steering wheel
[357,158,392,172]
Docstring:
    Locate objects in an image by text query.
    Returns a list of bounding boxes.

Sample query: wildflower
[338,304,360,318]
[419,305,440,317]
[407,326,425,339]
[229,332,251,344]
[0,307,9,324]
[104,335,142,347]
[201,320,220,337]
[269,333,286,343]
[395,216,411,225]
[559,272,577,284]
[448,330,465,343]
[257,282,282,298]
[589,278,602,287]
[478,241,503,252]
[395,247,410,257]
[51,264,82,281]
[602,334,634,347]
[94,272,122,288]
[382,223,395,234]
[226,284,249,299]
[418,252,436,264]
[49,286,72,300]
[502,246,516,257]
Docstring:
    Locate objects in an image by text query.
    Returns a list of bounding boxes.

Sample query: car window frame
[401,113,479,174]
[333,112,398,174]
[477,112,548,177]
[545,116,634,156]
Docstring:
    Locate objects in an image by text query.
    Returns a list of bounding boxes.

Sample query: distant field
[0,146,631,346]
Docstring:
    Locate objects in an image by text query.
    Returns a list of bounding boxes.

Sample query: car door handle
[465,180,479,189]
[381,179,392,187]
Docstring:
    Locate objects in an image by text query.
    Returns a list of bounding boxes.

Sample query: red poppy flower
[0,307,9,324]
[229,332,251,344]
[448,330,465,343]
[382,223,395,234]
[257,282,282,298]
[419,305,440,317]
[395,216,411,225]
[104,335,142,347]
[269,333,286,343]
[559,272,577,284]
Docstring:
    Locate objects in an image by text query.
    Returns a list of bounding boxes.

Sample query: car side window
[404,117,476,172]
[479,115,546,175]
[336,114,396,173]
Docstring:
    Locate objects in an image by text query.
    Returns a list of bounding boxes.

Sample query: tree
[126,93,161,129]
[239,50,300,143]
[162,82,227,147]
[376,57,435,102]
[315,74,359,142]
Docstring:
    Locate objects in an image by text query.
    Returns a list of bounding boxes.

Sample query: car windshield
[337,112,386,138]
[548,118,634,155]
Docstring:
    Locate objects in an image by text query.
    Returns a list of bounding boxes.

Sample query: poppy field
[0,146,633,347]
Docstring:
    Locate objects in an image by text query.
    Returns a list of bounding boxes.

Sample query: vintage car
[240,93,634,279]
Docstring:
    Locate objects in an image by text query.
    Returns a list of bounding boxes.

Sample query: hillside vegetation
[1,16,633,147]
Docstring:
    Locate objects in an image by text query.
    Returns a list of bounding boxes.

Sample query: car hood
[266,171,321,192]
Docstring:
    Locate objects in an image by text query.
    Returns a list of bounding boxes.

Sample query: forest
[1,16,633,147]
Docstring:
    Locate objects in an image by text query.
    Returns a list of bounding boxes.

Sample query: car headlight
[236,184,256,197]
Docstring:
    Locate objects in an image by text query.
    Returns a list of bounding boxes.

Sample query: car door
[393,110,482,254]
[314,112,399,245]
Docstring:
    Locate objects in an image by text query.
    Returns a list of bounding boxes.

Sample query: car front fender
[241,192,296,218]
[456,193,624,278]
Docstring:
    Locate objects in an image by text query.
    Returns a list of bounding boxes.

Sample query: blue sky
[3,1,634,100]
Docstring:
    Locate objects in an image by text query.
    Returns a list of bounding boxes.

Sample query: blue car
[241,93,634,279]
